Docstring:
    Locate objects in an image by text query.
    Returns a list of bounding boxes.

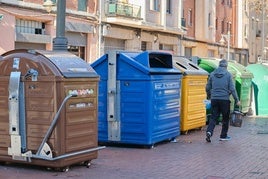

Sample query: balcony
[105,0,141,19]
[16,32,51,44]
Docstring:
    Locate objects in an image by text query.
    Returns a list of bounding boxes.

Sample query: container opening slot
[175,62,187,70]
[149,54,172,68]
[188,63,199,70]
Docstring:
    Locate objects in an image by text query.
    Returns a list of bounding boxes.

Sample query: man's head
[219,59,228,67]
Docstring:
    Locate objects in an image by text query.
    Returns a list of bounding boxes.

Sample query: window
[159,44,173,51]
[104,38,125,53]
[16,19,45,35]
[68,46,85,60]
[141,41,147,51]
[244,24,248,37]
[188,9,192,26]
[251,18,255,29]
[208,50,214,57]
[166,0,171,14]
[241,54,246,65]
[215,18,218,30]
[43,0,56,3]
[227,22,231,32]
[244,0,248,13]
[208,13,211,27]
[185,47,192,58]
[227,0,232,7]
[150,0,160,11]
[221,20,225,33]
[181,18,186,27]
[78,0,87,12]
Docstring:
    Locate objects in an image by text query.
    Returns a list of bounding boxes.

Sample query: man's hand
[236,101,241,106]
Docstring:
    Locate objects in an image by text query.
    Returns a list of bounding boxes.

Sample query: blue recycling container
[91,51,182,146]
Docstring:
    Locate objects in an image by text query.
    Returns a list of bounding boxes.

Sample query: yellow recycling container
[173,56,209,134]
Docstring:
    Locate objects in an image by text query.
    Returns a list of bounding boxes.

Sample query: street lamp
[43,0,55,13]
[43,0,68,51]
[220,30,230,61]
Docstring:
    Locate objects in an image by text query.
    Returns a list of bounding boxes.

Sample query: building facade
[0,0,98,63]
[0,0,253,64]
[246,0,268,63]
[181,0,249,65]
[99,0,185,56]
[182,0,218,58]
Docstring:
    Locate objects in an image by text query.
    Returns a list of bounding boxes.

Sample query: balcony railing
[105,0,141,19]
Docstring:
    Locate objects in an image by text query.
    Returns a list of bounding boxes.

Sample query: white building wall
[237,0,244,48]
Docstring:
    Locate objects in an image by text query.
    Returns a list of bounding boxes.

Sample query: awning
[65,21,93,33]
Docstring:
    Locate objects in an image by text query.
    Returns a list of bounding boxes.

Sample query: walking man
[205,59,240,142]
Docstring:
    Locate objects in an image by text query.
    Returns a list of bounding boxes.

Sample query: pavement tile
[0,116,268,179]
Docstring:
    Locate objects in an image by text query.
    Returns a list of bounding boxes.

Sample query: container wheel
[247,108,253,116]
[0,161,9,165]
[55,166,69,172]
[61,167,69,172]
[83,161,91,168]
[46,167,52,171]
[150,145,154,149]
[170,138,177,143]
[181,130,188,135]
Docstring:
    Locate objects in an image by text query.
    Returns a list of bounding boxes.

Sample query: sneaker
[206,132,211,142]
[219,136,231,141]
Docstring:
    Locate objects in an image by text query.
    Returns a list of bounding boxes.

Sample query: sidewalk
[0,116,268,179]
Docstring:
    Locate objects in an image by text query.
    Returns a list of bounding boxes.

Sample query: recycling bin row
[3,48,264,173]
[0,49,210,169]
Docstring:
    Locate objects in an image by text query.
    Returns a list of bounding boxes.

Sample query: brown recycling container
[0,49,104,171]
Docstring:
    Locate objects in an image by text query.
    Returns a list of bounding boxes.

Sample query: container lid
[0,49,98,78]
[38,50,98,78]
[247,63,268,81]
[173,56,208,75]
[133,51,182,74]
[91,51,182,81]
[198,58,237,78]
[228,61,254,79]
[198,57,219,73]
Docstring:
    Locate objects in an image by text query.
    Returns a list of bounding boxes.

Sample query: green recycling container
[227,61,253,114]
[246,64,268,116]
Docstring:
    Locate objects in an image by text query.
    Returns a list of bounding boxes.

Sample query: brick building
[0,0,98,63]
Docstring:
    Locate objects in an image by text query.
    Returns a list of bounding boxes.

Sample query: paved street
[0,116,268,179]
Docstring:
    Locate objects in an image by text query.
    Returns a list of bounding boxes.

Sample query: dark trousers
[206,99,231,138]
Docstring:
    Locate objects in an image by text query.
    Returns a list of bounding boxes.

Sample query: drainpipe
[98,0,102,57]
[261,0,265,60]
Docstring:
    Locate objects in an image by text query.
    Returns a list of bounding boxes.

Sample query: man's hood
[213,67,227,78]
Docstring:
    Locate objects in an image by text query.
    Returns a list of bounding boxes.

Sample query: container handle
[36,94,75,156]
